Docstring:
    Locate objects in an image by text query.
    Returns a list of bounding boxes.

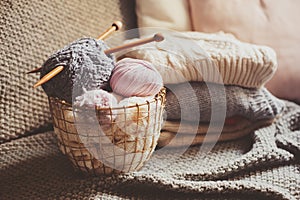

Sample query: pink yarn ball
[110,58,163,97]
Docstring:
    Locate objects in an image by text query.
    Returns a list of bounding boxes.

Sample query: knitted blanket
[1,101,299,199]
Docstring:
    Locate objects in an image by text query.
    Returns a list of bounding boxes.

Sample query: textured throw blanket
[165,82,284,122]
[1,101,299,199]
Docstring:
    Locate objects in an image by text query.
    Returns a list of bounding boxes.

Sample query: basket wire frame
[49,88,166,175]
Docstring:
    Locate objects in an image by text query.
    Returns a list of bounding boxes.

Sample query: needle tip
[112,21,123,30]
[27,67,42,74]
[33,83,41,88]
[153,33,164,42]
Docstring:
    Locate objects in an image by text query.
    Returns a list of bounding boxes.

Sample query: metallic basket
[49,88,166,175]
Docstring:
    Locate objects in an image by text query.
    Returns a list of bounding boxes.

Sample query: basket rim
[49,87,166,111]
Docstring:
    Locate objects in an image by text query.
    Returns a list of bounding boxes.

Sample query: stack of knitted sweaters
[125,31,285,148]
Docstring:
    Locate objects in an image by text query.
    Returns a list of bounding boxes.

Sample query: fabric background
[0,0,137,143]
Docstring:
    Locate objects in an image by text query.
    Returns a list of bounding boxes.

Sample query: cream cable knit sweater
[125,31,277,88]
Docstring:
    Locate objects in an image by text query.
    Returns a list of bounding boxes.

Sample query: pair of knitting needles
[29,21,164,88]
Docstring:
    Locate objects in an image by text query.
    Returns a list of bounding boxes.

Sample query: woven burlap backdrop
[0,0,137,143]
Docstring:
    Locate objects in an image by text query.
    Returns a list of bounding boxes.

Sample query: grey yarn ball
[41,38,115,103]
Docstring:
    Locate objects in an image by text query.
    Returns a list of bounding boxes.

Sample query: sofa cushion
[189,0,300,101]
[135,0,192,31]
[0,0,137,143]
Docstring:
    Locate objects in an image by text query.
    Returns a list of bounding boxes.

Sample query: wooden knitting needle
[97,21,123,40]
[104,33,164,55]
[33,33,164,88]
[27,67,42,74]
[33,66,64,88]
[27,21,123,74]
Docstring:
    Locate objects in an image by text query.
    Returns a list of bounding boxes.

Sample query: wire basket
[49,88,166,175]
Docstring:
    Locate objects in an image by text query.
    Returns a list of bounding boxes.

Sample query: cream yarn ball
[73,89,118,126]
[74,89,117,108]
[115,96,162,137]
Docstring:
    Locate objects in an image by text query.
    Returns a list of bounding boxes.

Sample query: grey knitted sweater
[166,82,285,122]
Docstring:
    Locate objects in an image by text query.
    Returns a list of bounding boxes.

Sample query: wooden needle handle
[104,33,164,55]
[33,66,64,88]
[28,21,123,74]
[97,21,123,40]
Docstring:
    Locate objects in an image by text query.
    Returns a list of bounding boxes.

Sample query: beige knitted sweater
[125,31,277,88]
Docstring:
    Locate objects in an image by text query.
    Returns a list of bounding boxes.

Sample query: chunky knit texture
[41,38,114,103]
[0,0,137,143]
[1,101,299,199]
[166,82,285,122]
[125,31,277,87]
